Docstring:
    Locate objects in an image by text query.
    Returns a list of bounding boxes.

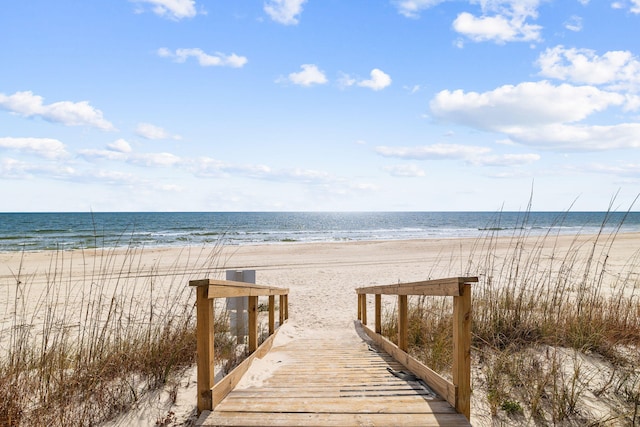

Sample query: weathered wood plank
[199,411,472,427]
[356,277,478,297]
[216,396,458,414]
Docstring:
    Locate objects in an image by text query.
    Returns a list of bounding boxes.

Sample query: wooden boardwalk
[196,333,471,426]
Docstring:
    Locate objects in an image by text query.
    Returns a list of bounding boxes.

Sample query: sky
[1,0,640,212]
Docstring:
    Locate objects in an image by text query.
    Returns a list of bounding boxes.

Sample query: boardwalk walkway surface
[196,329,471,427]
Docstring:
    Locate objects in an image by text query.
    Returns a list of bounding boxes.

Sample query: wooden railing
[356,277,477,420]
[190,279,289,414]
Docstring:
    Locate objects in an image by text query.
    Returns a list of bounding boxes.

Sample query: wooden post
[284,294,289,320]
[279,295,285,325]
[361,294,367,325]
[357,294,362,321]
[453,283,472,420]
[268,295,275,335]
[195,285,215,413]
[248,295,258,353]
[398,295,408,352]
[375,294,381,334]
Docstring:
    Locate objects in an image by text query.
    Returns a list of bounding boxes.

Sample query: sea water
[0,211,639,252]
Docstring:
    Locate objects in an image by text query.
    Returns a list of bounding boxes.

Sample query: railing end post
[195,283,215,414]
[453,282,472,420]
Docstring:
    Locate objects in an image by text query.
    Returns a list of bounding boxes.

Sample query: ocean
[1,211,639,252]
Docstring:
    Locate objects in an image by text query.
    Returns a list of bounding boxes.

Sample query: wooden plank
[191,278,288,292]
[207,284,288,298]
[283,294,289,320]
[195,286,214,413]
[248,295,258,353]
[453,283,472,420]
[361,294,367,325]
[215,396,458,414]
[228,390,438,398]
[359,323,457,406]
[398,294,408,352]
[356,277,477,297]
[200,411,471,426]
[279,295,285,325]
[269,295,275,334]
[375,294,381,334]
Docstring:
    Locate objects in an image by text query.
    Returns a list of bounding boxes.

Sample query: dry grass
[0,242,238,427]
[383,202,640,425]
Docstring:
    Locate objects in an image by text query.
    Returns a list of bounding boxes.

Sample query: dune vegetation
[383,206,640,425]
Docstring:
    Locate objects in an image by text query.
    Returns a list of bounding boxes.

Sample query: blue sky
[1,0,640,212]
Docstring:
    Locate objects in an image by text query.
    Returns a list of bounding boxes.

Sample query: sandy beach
[3,232,638,331]
[2,232,639,425]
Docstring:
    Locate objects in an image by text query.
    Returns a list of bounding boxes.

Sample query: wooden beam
[356,277,478,297]
[453,283,472,420]
[190,279,288,298]
[357,294,362,321]
[279,295,285,326]
[248,295,258,353]
[284,294,289,320]
[375,294,381,334]
[398,295,408,352]
[195,285,215,413]
[268,295,275,335]
[361,294,367,325]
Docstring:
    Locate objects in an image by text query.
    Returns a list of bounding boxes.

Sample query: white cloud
[0,91,114,130]
[0,137,68,159]
[383,164,426,177]
[107,139,133,153]
[429,81,640,151]
[135,122,182,140]
[508,123,640,151]
[286,64,328,86]
[158,48,247,68]
[129,152,182,167]
[470,153,541,166]
[453,11,542,44]
[376,143,491,160]
[581,162,640,178]
[537,46,640,92]
[430,81,624,131]
[394,1,544,44]
[564,15,582,32]
[264,0,307,25]
[79,145,182,166]
[358,69,392,91]
[78,148,129,162]
[337,72,357,89]
[612,0,640,12]
[0,158,30,179]
[393,0,446,18]
[132,0,198,20]
[84,169,138,185]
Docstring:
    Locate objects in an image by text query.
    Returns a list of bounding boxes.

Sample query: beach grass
[381,205,640,425]
[0,242,234,426]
